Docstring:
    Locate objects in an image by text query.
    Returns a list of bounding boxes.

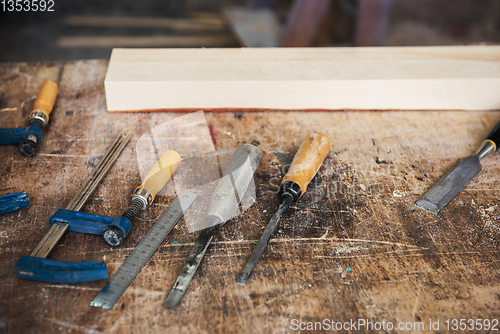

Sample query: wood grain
[1,60,500,333]
[105,46,500,112]
[63,16,227,32]
[56,35,237,48]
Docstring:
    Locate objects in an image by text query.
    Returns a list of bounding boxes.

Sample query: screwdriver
[102,150,181,246]
[237,131,330,285]
[163,143,261,308]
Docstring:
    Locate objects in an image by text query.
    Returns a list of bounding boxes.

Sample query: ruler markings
[91,191,196,309]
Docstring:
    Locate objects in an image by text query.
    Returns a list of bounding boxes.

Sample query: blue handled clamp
[14,208,134,284]
[13,132,132,284]
[0,192,30,215]
[48,209,131,236]
[0,125,43,157]
[14,257,108,284]
[0,81,58,157]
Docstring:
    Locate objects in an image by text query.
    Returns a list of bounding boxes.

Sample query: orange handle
[32,81,58,122]
[281,131,330,195]
[137,150,181,201]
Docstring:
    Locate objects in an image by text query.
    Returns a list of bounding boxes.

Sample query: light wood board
[105,46,500,112]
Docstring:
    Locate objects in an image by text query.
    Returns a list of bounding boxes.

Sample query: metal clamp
[29,110,49,127]
[132,187,153,210]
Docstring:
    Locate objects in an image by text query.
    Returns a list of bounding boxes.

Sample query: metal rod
[30,132,131,258]
[66,133,129,210]
[67,133,131,211]
[65,136,125,210]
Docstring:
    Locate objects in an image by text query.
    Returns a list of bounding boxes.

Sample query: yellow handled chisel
[102,150,181,246]
[238,131,330,285]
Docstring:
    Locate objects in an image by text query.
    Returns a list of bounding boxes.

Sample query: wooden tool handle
[486,120,500,152]
[33,81,58,121]
[138,150,181,200]
[281,132,330,194]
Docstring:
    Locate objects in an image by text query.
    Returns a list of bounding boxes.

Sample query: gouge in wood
[416,120,500,214]
[0,81,58,157]
[102,150,181,246]
[163,144,261,308]
[238,131,330,285]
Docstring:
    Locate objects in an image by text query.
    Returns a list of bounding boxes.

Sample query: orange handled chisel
[237,131,330,285]
[102,150,181,246]
[0,81,58,157]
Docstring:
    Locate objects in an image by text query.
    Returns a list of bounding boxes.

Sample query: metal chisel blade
[416,155,481,214]
[237,211,282,285]
[163,226,215,309]
[90,191,196,310]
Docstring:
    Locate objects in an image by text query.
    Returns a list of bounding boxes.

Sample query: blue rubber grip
[49,209,115,235]
[109,216,132,237]
[14,256,108,284]
[0,125,42,145]
[0,192,30,215]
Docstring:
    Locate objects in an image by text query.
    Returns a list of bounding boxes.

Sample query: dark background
[0,0,499,62]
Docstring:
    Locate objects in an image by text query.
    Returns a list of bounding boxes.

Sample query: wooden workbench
[0,60,499,334]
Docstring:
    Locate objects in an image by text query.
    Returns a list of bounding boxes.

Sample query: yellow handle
[282,131,330,194]
[137,150,181,201]
[33,81,59,122]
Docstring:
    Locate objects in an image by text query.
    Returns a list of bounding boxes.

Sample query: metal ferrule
[279,181,302,205]
[475,140,495,160]
[131,187,153,210]
[29,110,48,127]
[26,133,38,143]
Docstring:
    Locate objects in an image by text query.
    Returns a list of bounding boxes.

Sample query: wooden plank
[63,15,227,32]
[56,35,237,48]
[355,0,392,46]
[104,46,500,112]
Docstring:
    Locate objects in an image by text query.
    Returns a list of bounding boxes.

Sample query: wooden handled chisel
[238,131,330,285]
[0,81,58,157]
[416,120,500,214]
[163,143,261,308]
[103,150,181,246]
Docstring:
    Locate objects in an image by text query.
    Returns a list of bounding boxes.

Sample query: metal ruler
[91,191,197,309]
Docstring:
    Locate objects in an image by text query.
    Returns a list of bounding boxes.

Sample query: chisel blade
[416,155,481,214]
[163,226,214,309]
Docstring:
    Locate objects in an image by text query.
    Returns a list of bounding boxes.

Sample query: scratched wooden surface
[0,60,499,334]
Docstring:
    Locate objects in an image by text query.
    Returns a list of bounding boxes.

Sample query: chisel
[416,120,500,214]
[163,143,261,308]
[102,150,181,246]
[238,131,330,285]
[0,81,58,157]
